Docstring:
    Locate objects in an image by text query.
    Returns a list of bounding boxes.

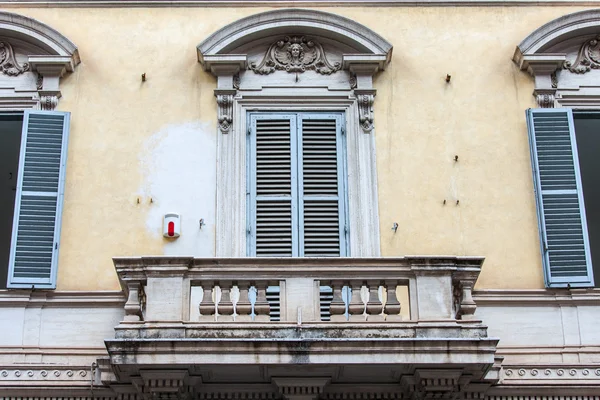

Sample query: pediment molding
[198,9,392,134]
[0,11,80,110]
[513,9,600,108]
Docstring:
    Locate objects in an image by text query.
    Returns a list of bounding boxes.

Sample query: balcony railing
[114,256,481,326]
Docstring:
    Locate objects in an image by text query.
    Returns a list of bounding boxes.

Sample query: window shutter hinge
[341,126,345,135]
[247,127,251,136]
[344,225,349,235]
[247,227,252,236]
[55,243,58,250]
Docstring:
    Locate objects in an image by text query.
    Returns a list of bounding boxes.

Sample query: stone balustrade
[113,256,482,325]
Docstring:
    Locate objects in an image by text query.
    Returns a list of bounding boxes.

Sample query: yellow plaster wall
[7,5,592,291]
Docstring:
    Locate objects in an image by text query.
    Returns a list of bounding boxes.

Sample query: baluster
[348,281,365,321]
[236,281,252,322]
[329,280,346,322]
[458,281,476,320]
[254,281,271,322]
[217,281,234,322]
[198,281,216,322]
[124,282,143,321]
[366,281,384,322]
[384,281,402,321]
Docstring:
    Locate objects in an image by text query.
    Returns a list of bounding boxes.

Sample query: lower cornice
[473,288,600,306]
[0,290,125,307]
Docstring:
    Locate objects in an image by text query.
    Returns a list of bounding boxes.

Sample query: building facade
[0,1,599,398]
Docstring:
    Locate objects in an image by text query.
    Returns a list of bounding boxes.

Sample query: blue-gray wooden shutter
[298,114,347,256]
[7,110,70,289]
[527,108,594,287]
[248,114,298,256]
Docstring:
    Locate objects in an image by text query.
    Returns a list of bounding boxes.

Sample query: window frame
[215,95,381,258]
[526,107,596,288]
[246,111,350,257]
[5,109,70,289]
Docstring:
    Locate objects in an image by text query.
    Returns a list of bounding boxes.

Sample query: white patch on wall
[139,121,216,256]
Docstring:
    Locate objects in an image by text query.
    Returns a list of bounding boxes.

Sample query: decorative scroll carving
[216,91,234,134]
[40,95,59,111]
[250,36,341,75]
[356,92,375,132]
[535,91,555,108]
[564,35,600,74]
[0,42,29,76]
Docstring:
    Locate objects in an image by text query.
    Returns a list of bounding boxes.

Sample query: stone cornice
[113,256,484,282]
[473,288,600,306]
[2,0,600,6]
[0,290,125,307]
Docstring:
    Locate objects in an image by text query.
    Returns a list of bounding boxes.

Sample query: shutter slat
[249,113,346,258]
[300,117,345,256]
[251,116,297,257]
[8,111,69,288]
[527,109,594,287]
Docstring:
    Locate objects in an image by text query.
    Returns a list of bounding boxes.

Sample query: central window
[247,112,349,257]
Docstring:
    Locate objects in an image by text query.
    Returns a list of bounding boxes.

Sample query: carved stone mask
[289,43,302,59]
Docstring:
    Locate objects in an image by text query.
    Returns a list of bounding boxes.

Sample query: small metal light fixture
[141,73,146,82]
[446,74,452,83]
[392,222,398,233]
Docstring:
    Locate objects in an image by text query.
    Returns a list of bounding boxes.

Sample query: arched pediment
[0,11,80,110]
[515,9,600,60]
[0,11,79,64]
[197,9,392,72]
[514,9,600,108]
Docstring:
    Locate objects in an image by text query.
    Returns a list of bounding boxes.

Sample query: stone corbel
[517,54,565,108]
[272,377,330,400]
[401,370,464,400]
[133,370,200,400]
[343,56,384,133]
[28,55,75,110]
[201,56,246,134]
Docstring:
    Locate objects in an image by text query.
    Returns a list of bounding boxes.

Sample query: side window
[526,108,597,287]
[247,112,348,257]
[1,110,70,289]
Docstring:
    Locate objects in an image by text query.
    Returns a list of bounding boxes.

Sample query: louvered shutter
[7,111,70,288]
[527,108,594,287]
[298,115,347,256]
[248,114,298,256]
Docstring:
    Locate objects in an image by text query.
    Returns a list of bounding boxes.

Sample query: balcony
[101,257,500,399]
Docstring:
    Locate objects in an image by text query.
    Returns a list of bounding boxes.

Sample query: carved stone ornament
[216,92,234,134]
[356,92,375,132]
[535,91,555,108]
[250,36,341,75]
[0,41,30,76]
[564,35,600,74]
[40,95,59,111]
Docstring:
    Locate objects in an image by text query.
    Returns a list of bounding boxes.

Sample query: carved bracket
[250,36,341,75]
[535,90,556,108]
[564,35,600,74]
[215,90,235,134]
[356,90,375,133]
[0,41,29,76]
[40,95,59,111]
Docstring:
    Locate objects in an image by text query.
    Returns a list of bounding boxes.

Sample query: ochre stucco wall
[5,5,592,291]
